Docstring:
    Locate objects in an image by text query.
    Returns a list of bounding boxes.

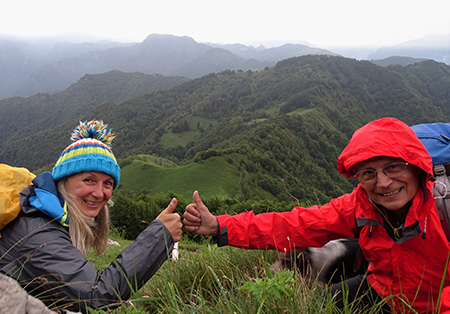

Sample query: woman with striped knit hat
[0,120,182,313]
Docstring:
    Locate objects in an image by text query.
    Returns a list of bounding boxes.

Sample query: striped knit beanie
[52,120,121,189]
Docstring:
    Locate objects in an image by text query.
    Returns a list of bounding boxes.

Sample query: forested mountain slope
[1,55,449,203]
[0,71,189,149]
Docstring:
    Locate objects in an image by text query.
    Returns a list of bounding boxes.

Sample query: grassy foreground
[84,232,394,314]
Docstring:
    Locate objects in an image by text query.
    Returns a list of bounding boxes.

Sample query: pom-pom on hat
[52,120,121,189]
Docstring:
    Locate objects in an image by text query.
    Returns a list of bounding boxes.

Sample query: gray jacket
[0,175,174,313]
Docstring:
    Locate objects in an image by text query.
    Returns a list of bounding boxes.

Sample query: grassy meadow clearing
[119,155,244,199]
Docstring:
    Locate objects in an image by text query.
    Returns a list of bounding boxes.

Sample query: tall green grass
[6,224,440,313]
[86,235,407,314]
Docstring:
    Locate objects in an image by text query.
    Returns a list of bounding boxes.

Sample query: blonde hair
[57,179,110,256]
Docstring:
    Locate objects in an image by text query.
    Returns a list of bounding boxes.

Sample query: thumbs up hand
[183,191,219,236]
[156,198,182,242]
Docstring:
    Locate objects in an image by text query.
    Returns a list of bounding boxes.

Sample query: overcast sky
[1,0,449,48]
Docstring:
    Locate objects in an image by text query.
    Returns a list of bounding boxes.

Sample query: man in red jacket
[184,117,450,313]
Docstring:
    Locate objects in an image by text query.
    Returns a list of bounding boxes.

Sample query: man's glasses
[354,162,408,184]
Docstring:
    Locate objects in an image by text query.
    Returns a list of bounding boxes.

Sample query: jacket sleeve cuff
[212,223,228,247]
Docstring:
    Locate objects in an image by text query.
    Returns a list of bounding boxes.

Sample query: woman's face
[353,157,421,211]
[65,172,114,218]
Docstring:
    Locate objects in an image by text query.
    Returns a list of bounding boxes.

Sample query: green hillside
[119,154,274,200]
[2,55,450,204]
[0,71,189,150]
[160,114,218,148]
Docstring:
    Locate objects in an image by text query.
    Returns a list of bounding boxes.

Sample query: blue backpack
[412,123,450,241]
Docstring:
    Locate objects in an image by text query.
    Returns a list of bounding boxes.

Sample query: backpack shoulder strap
[432,164,450,241]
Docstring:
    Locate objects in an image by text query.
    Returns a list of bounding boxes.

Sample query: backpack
[0,164,35,230]
[411,123,450,241]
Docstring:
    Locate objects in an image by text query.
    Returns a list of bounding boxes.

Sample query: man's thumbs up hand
[183,191,219,236]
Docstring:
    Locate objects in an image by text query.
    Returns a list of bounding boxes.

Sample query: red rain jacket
[217,118,450,313]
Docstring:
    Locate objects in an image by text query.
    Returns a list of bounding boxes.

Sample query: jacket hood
[20,171,69,226]
[337,117,433,178]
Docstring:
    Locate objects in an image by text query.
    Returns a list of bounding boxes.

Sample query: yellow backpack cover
[0,164,35,230]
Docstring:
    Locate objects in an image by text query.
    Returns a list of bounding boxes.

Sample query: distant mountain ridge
[5,33,448,100]
[368,34,450,63]
[0,34,336,99]
[304,33,450,63]
[370,56,428,67]
[205,42,337,62]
